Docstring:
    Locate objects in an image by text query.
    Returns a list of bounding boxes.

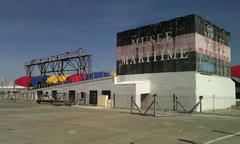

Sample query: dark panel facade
[195,15,230,47]
[116,14,231,77]
[117,52,196,75]
[196,53,231,77]
[117,14,196,47]
[117,14,230,47]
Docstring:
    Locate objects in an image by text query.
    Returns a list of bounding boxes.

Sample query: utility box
[97,95,113,108]
[97,95,108,107]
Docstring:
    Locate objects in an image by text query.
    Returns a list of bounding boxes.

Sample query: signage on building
[116,14,231,76]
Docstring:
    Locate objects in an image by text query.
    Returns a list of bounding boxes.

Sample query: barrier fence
[130,94,240,117]
[0,93,239,116]
[0,92,35,102]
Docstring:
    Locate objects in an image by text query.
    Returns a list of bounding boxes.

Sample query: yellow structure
[47,74,68,84]
[111,71,117,77]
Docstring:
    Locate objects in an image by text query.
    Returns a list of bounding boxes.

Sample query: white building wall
[40,78,114,104]
[30,78,135,108]
[113,84,136,108]
[116,72,235,111]
[116,72,196,110]
[28,72,236,111]
[150,72,196,111]
[114,77,150,108]
[135,81,151,107]
[195,73,236,110]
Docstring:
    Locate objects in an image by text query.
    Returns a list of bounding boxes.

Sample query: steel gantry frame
[24,48,92,77]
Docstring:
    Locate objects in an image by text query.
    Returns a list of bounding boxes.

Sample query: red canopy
[68,73,86,83]
[15,76,32,87]
[231,65,240,78]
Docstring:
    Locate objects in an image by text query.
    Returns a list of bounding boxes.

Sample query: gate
[89,90,98,105]
[69,90,76,104]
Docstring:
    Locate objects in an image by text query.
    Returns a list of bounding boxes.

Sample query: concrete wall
[195,73,236,110]
[116,72,196,110]
[29,77,135,108]
[115,72,235,111]
[27,72,236,111]
[38,78,114,105]
[113,84,136,108]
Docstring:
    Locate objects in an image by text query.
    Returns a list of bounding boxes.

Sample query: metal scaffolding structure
[24,48,92,77]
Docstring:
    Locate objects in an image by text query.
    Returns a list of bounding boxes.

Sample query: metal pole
[213,95,215,114]
[173,94,176,111]
[1,77,4,101]
[176,96,178,111]
[153,94,156,116]
[143,100,154,115]
[131,96,133,114]
[199,96,203,113]
[113,93,116,108]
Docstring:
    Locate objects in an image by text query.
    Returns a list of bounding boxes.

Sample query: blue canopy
[31,75,49,86]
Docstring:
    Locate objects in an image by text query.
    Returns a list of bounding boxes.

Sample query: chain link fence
[130,94,240,117]
[0,92,35,102]
[1,92,239,116]
[200,96,240,116]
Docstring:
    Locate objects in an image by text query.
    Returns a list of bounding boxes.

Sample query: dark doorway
[69,90,76,104]
[37,91,43,99]
[89,90,98,105]
[102,90,111,100]
[52,90,57,100]
[80,92,86,104]
[141,93,150,110]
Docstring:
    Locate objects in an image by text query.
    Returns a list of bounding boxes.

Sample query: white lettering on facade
[119,32,190,66]
[120,48,189,65]
[167,49,177,60]
[180,48,188,59]
[130,56,136,64]
[146,52,150,62]
[138,53,144,63]
[121,56,128,65]
[153,51,158,62]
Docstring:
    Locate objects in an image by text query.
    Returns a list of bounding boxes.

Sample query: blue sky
[0,0,239,81]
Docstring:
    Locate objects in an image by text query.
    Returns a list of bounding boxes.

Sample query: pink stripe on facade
[117,33,231,62]
[196,34,231,62]
[117,33,196,60]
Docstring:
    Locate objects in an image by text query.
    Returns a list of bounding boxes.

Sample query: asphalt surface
[0,101,239,144]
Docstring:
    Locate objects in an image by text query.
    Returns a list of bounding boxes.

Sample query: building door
[69,90,76,104]
[52,90,57,100]
[80,92,86,105]
[141,93,150,110]
[102,90,111,99]
[89,90,98,105]
[37,91,43,99]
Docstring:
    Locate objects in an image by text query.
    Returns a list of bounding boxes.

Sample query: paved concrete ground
[0,101,239,144]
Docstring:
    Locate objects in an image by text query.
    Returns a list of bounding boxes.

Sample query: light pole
[1,77,5,100]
